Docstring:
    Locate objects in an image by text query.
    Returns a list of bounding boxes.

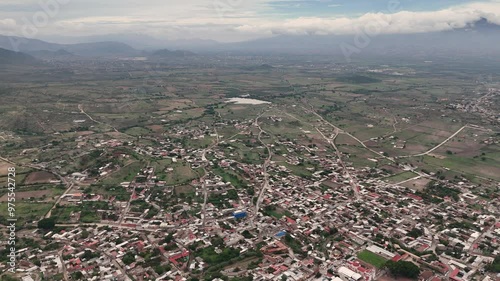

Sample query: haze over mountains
[1,18,499,63]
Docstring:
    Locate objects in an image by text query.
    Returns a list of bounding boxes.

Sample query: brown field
[401,177,432,191]
[227,106,246,111]
[402,143,429,154]
[76,131,95,136]
[175,185,195,194]
[379,164,404,174]
[434,129,489,157]
[428,153,446,159]
[105,132,127,138]
[0,189,52,202]
[147,125,164,132]
[336,134,363,146]
[157,99,193,111]
[0,161,11,176]
[24,171,57,184]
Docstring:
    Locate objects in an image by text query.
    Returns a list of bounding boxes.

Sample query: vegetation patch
[357,249,388,268]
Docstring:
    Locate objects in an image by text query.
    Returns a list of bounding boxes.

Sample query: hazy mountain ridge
[149,49,197,58]
[0,35,139,58]
[1,18,499,60]
[40,33,220,51]
[0,48,38,65]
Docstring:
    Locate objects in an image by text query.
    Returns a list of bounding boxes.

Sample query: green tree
[386,260,420,278]
[486,255,500,272]
[122,252,136,265]
[37,218,56,230]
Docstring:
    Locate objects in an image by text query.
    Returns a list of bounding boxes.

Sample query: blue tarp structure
[275,230,286,238]
[233,211,247,219]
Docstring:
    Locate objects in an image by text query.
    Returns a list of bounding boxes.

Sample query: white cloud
[1,0,500,41]
[234,1,500,36]
[0,18,17,32]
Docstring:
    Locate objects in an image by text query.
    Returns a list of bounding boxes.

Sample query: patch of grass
[213,167,247,188]
[357,249,388,268]
[0,202,53,226]
[101,161,144,185]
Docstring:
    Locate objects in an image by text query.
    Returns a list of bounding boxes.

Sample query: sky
[0,0,500,42]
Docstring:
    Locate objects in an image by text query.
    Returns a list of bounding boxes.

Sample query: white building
[338,266,362,281]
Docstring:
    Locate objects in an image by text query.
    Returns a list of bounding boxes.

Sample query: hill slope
[0,35,139,57]
[0,48,38,65]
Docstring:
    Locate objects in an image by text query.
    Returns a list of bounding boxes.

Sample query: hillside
[0,48,38,65]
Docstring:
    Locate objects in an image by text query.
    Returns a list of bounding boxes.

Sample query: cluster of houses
[7,115,500,281]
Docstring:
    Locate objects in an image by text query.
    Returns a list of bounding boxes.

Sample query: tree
[486,255,500,272]
[122,252,136,265]
[80,230,89,239]
[82,250,97,260]
[37,218,56,230]
[407,228,423,238]
[386,260,420,278]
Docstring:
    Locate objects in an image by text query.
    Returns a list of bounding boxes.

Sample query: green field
[0,202,53,226]
[101,161,144,185]
[357,249,388,268]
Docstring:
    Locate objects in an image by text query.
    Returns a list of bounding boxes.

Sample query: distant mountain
[27,49,76,59]
[150,49,196,58]
[0,35,139,57]
[63,41,139,57]
[0,35,60,52]
[242,64,275,71]
[40,33,221,51]
[0,48,38,65]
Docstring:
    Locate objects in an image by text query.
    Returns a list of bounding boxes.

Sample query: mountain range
[1,18,499,63]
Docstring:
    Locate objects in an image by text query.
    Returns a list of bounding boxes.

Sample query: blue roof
[275,231,287,237]
[233,212,247,218]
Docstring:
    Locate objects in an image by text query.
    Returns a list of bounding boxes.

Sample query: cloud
[1,0,500,42]
[0,18,17,32]
[234,1,500,36]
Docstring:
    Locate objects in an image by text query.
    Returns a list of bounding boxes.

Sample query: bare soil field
[401,177,432,191]
[433,129,489,157]
[76,131,95,136]
[175,185,195,194]
[402,144,429,154]
[24,171,57,184]
[0,161,11,176]
[147,125,164,133]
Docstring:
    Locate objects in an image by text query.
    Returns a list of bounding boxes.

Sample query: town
[1,92,499,281]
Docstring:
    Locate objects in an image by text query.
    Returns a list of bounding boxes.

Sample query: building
[338,266,362,281]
